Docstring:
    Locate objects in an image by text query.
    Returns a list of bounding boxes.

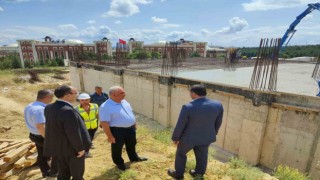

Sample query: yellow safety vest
[75,103,98,130]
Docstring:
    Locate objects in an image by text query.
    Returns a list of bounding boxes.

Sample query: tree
[11,55,21,69]
[190,51,200,57]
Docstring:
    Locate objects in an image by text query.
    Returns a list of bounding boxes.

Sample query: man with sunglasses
[44,85,91,180]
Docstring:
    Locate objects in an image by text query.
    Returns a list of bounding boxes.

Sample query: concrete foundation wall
[69,63,320,179]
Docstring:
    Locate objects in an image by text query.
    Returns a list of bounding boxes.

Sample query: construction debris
[0,139,37,179]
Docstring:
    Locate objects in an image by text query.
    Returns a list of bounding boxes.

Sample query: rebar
[312,56,320,81]
[249,38,281,91]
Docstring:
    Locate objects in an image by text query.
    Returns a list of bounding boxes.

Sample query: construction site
[1,2,320,180]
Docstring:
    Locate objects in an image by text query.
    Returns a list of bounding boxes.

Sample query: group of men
[24,84,223,179]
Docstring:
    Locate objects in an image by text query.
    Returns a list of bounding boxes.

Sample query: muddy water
[176,63,317,97]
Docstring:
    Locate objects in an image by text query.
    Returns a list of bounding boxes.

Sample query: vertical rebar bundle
[312,56,320,81]
[249,38,281,91]
[115,43,129,67]
[161,42,181,75]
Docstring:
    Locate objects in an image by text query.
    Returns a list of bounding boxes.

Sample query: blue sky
[0,0,320,47]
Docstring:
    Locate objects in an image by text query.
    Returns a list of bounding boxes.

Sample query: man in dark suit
[44,85,91,180]
[168,85,224,179]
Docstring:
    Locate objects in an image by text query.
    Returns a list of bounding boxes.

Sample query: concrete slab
[176,63,317,97]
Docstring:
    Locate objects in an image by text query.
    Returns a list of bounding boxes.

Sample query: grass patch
[226,157,264,180]
[273,164,310,180]
[119,169,138,180]
[186,159,196,171]
[153,128,172,144]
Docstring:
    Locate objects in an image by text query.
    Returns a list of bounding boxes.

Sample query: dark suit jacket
[172,97,224,145]
[44,100,91,157]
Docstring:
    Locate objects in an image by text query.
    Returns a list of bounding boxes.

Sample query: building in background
[13,36,215,68]
[0,44,19,58]
[127,38,208,57]
[16,36,112,67]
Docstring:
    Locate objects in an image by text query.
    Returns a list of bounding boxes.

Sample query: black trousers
[29,133,58,174]
[57,155,85,180]
[175,142,209,177]
[110,126,139,165]
[88,128,97,141]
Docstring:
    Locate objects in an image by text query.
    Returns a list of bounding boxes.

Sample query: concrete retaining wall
[70,62,320,179]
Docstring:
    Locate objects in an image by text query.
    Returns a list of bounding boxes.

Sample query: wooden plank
[26,152,37,160]
[1,149,15,158]
[8,141,22,146]
[0,140,30,154]
[24,152,38,167]
[0,143,9,150]
[24,159,37,167]
[0,167,22,180]
[3,144,31,162]
[0,150,27,169]
[13,156,26,169]
[0,139,15,143]
[0,164,13,175]
[27,146,37,154]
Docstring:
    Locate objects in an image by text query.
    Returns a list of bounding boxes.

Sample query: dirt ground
[0,69,276,180]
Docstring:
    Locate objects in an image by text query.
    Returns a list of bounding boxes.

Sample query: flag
[119,39,126,45]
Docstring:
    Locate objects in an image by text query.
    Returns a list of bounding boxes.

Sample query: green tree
[190,51,200,57]
[55,58,65,66]
[11,55,21,69]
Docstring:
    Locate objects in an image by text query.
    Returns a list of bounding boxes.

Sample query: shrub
[273,165,310,180]
[191,51,200,57]
[226,157,264,180]
[11,56,21,69]
[24,60,34,69]
[56,58,65,66]
[49,59,58,67]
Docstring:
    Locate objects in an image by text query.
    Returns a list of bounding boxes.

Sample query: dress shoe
[189,169,204,178]
[42,170,58,178]
[48,171,58,177]
[131,156,148,162]
[117,164,127,171]
[167,169,184,179]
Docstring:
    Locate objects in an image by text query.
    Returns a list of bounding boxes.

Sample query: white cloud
[217,17,248,34]
[65,39,84,44]
[242,0,318,11]
[3,0,30,2]
[200,29,211,36]
[161,24,181,28]
[160,0,166,2]
[0,6,4,12]
[165,31,197,40]
[58,24,77,30]
[104,0,152,18]
[304,14,313,21]
[87,20,96,24]
[151,16,167,23]
[114,20,122,24]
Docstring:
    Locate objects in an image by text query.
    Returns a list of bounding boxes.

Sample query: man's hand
[173,141,179,146]
[108,136,116,144]
[77,150,85,158]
